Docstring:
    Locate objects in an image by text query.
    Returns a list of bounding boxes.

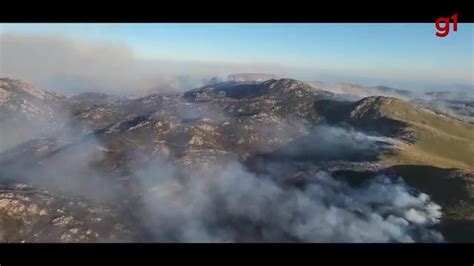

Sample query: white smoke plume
[268,125,399,162]
[0,76,445,243]
[135,157,443,243]
[0,118,445,242]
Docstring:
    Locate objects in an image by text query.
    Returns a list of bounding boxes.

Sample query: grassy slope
[351,97,474,241]
[375,98,474,169]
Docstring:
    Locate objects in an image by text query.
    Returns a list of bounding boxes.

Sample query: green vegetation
[376,98,474,169]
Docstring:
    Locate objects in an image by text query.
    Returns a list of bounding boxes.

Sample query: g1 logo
[435,13,458,38]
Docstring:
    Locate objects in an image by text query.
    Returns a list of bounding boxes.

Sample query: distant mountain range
[307,80,474,123]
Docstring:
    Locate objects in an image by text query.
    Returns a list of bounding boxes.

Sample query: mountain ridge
[0,77,473,242]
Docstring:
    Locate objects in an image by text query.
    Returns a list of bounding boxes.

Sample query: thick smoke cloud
[135,157,443,243]
[129,124,442,243]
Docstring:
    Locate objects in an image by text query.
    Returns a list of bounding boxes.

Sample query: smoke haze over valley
[0,23,473,243]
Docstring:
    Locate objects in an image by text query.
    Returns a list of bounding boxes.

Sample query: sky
[1,23,473,93]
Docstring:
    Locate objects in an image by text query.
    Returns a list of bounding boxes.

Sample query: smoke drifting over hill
[5,52,471,242]
[127,125,442,242]
[0,115,444,242]
[268,125,397,162]
[135,157,443,242]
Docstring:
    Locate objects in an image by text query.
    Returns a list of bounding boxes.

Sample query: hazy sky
[1,23,473,93]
